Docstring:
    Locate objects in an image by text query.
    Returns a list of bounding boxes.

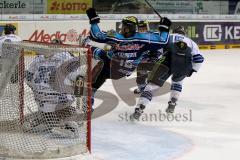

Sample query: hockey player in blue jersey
[133,20,162,94]
[86,8,172,92]
[131,26,204,120]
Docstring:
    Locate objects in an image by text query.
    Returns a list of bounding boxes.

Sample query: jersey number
[120,60,133,69]
[34,66,56,84]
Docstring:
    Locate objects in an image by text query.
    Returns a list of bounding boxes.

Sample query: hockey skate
[130,104,146,121]
[133,85,146,94]
[133,88,142,94]
[166,100,177,114]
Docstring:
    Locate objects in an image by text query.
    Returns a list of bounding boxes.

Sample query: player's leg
[92,61,111,91]
[92,60,104,83]
[131,56,171,120]
[23,94,79,136]
[134,61,156,94]
[134,63,148,94]
[165,75,185,113]
[39,96,87,138]
[23,108,61,134]
[51,106,83,139]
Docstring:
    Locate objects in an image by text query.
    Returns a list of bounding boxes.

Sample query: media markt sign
[47,0,92,14]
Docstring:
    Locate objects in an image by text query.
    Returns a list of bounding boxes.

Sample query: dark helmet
[138,20,149,32]
[4,24,16,35]
[51,38,63,44]
[172,26,186,36]
[121,16,138,38]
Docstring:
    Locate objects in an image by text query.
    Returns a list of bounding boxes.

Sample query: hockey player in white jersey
[0,24,22,83]
[131,26,204,120]
[25,39,86,138]
[0,24,21,57]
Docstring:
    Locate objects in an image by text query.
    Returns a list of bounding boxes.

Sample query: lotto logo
[203,25,222,41]
[47,0,91,14]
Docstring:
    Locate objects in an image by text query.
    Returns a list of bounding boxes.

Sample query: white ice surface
[91,49,240,160]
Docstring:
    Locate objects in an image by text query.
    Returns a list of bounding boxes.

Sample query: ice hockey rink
[89,49,240,160]
[1,42,240,160]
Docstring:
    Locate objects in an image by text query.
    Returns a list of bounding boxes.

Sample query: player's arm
[86,8,109,43]
[191,41,204,73]
[89,24,108,43]
[158,17,172,43]
[144,17,171,45]
[90,46,112,61]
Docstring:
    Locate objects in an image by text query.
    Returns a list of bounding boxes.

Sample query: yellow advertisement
[47,0,92,14]
[0,23,18,36]
[199,44,240,50]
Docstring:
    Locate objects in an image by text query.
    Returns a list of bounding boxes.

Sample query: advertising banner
[0,0,45,14]
[171,22,240,49]
[117,21,240,50]
[1,20,239,50]
[15,21,114,45]
[20,21,90,44]
[147,0,228,14]
[47,0,92,14]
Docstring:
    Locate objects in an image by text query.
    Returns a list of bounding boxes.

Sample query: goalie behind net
[0,41,92,159]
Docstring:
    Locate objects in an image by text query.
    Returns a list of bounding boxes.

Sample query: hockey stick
[144,0,162,19]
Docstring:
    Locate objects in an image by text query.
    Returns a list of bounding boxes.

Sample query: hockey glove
[86,8,100,24]
[159,17,172,32]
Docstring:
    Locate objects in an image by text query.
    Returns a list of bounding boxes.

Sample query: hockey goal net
[0,41,92,159]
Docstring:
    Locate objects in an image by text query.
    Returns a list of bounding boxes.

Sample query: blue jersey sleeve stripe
[106,31,169,44]
[141,91,153,101]
[107,36,168,44]
[193,60,204,63]
[193,57,204,60]
[171,87,182,92]
[193,54,204,58]
[171,86,182,90]
[193,54,202,57]
[172,84,182,87]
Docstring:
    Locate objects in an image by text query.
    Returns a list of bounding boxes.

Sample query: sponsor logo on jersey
[114,43,145,51]
[47,0,92,14]
[117,52,137,58]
